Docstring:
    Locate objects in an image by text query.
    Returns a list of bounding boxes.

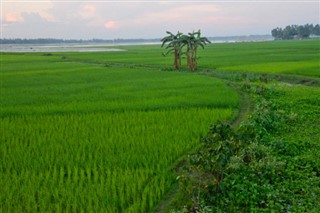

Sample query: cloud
[104,21,116,29]
[4,13,23,23]
[2,1,320,39]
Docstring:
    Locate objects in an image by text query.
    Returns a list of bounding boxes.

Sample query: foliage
[181,30,211,71]
[161,30,211,71]
[161,31,184,70]
[174,80,320,212]
[271,24,320,40]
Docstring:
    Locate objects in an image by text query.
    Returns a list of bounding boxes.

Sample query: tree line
[271,24,320,40]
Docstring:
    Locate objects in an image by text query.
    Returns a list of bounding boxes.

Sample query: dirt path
[153,87,254,212]
[231,91,254,129]
[153,187,179,213]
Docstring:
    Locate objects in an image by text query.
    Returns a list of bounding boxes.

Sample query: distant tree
[297,24,312,39]
[271,27,283,40]
[282,25,296,39]
[290,25,299,37]
[271,24,319,40]
[313,24,320,35]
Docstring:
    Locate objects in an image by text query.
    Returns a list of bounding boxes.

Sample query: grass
[0,53,237,212]
[14,39,319,78]
[1,55,237,116]
[201,39,319,77]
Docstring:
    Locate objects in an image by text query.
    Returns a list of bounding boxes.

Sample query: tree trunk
[192,47,198,71]
[187,47,198,71]
[174,49,181,70]
[187,48,193,71]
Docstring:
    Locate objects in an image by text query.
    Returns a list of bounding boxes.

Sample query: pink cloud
[5,13,23,23]
[104,21,116,29]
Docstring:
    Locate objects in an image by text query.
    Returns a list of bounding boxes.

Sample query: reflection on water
[0,43,127,52]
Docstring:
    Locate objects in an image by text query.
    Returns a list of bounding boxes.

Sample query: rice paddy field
[0,49,238,212]
[202,40,320,77]
[0,39,319,212]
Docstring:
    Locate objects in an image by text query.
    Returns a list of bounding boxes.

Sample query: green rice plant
[48,39,320,77]
[0,48,239,212]
[203,39,320,77]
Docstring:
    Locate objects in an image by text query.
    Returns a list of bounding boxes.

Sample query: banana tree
[161,31,184,70]
[181,30,211,71]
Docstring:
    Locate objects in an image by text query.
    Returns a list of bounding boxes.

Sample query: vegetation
[0,52,237,212]
[165,39,319,211]
[271,23,320,40]
[182,30,211,71]
[161,30,211,71]
[54,39,319,78]
[171,74,320,212]
[201,39,320,78]
[1,39,319,212]
[161,31,184,70]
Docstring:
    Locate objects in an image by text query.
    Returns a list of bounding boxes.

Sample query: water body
[0,43,126,52]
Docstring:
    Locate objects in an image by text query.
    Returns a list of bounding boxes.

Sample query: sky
[1,0,320,39]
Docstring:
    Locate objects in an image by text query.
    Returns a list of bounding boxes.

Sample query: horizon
[1,34,273,41]
[1,1,319,40]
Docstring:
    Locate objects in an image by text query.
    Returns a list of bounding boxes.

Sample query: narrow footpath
[154,85,254,212]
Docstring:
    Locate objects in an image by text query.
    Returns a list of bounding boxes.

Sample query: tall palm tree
[161,31,184,70]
